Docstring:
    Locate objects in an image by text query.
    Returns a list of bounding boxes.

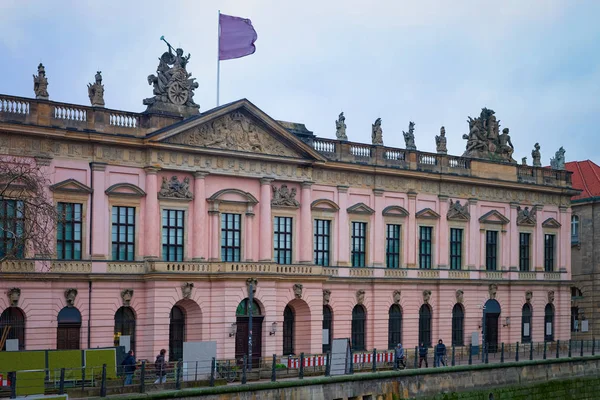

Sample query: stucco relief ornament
[403,121,417,150]
[525,291,533,303]
[435,126,447,154]
[7,288,20,307]
[456,290,464,304]
[531,143,542,167]
[371,118,383,145]
[87,71,105,107]
[516,206,537,225]
[143,36,200,116]
[246,278,258,295]
[271,184,300,207]
[323,289,331,305]
[550,147,566,170]
[356,290,365,305]
[65,289,78,307]
[488,284,498,300]
[548,290,555,304]
[33,63,49,100]
[158,176,193,199]
[393,290,401,305]
[462,108,515,163]
[422,290,432,304]
[121,289,134,307]
[335,112,348,141]
[181,282,194,299]
[293,284,303,299]
[447,199,470,221]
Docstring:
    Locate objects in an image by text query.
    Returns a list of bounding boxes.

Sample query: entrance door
[57,326,81,350]
[485,313,499,353]
[235,316,263,367]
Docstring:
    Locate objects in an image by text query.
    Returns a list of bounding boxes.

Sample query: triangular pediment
[479,210,510,225]
[416,208,440,219]
[147,100,325,161]
[382,205,409,217]
[50,179,92,194]
[542,217,562,228]
[347,202,375,215]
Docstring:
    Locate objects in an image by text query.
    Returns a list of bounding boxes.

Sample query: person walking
[394,343,406,369]
[418,342,428,368]
[434,339,447,367]
[121,350,136,385]
[154,349,167,384]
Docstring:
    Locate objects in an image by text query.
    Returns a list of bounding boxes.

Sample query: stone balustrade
[484,271,505,280]
[448,270,470,279]
[0,260,35,272]
[518,272,537,280]
[50,261,92,273]
[107,262,147,274]
[384,269,408,278]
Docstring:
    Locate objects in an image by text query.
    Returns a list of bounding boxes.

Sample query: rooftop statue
[33,63,49,100]
[372,118,383,145]
[462,108,515,163]
[531,143,542,167]
[87,71,105,107]
[335,112,348,141]
[435,126,447,154]
[550,147,566,170]
[403,121,417,150]
[143,36,200,117]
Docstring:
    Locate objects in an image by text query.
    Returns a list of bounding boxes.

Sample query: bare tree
[0,156,56,263]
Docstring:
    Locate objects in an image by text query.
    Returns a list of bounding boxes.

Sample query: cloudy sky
[1,0,599,164]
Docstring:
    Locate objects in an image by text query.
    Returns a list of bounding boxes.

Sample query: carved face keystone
[293,284,303,299]
[393,290,401,304]
[423,290,432,304]
[356,290,365,305]
[65,289,78,307]
[7,288,20,307]
[121,289,134,306]
[181,282,194,299]
[323,289,331,305]
[456,290,464,304]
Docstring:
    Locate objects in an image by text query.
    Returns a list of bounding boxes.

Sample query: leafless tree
[0,156,57,264]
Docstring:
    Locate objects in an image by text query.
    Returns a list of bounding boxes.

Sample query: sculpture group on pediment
[335,112,348,141]
[447,199,470,220]
[435,126,447,154]
[462,108,515,163]
[403,121,417,150]
[516,206,537,225]
[271,184,300,207]
[550,147,566,170]
[159,176,193,199]
[88,71,105,107]
[372,118,383,145]
[33,63,49,100]
[531,143,542,167]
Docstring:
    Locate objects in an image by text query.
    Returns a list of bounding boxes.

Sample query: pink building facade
[0,93,577,363]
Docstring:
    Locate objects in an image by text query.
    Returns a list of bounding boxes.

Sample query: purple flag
[219,13,258,61]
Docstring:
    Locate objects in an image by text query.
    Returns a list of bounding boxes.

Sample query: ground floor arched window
[169,305,185,362]
[522,303,532,343]
[419,304,432,347]
[283,305,295,355]
[388,305,402,349]
[0,307,25,350]
[322,305,332,353]
[452,304,464,346]
[57,307,81,350]
[545,303,554,341]
[114,306,136,352]
[351,305,366,351]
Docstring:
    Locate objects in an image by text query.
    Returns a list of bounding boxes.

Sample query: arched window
[571,215,579,244]
[388,305,402,349]
[452,304,464,346]
[522,303,532,343]
[351,305,366,351]
[322,306,333,353]
[419,305,432,348]
[57,307,81,350]
[545,304,554,342]
[114,307,136,352]
[0,308,25,350]
[169,305,185,362]
[283,305,295,355]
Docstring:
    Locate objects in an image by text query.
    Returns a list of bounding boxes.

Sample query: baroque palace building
[0,53,578,363]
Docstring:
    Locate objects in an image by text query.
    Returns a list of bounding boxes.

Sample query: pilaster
[259,178,274,261]
[192,171,208,261]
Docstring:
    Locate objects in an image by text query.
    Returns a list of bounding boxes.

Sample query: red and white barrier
[0,374,10,387]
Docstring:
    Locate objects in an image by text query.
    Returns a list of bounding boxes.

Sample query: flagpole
[217,9,221,107]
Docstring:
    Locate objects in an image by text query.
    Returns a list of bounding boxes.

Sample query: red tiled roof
[566,160,600,201]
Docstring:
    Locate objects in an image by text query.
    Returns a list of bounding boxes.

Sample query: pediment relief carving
[479,210,509,225]
[382,205,409,217]
[542,217,561,228]
[416,208,440,219]
[347,202,375,215]
[50,179,93,194]
[105,183,146,198]
[163,111,300,158]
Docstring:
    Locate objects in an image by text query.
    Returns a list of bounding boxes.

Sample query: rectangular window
[386,224,401,268]
[0,199,25,259]
[111,206,135,261]
[162,209,184,262]
[449,228,463,270]
[57,202,83,260]
[221,213,241,262]
[519,233,530,272]
[485,230,498,271]
[419,226,432,269]
[313,219,331,266]
[544,234,555,272]
[351,222,366,267]
[274,216,293,264]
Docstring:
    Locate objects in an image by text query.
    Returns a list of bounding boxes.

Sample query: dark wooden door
[57,325,81,350]
[485,314,499,353]
[235,316,263,367]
